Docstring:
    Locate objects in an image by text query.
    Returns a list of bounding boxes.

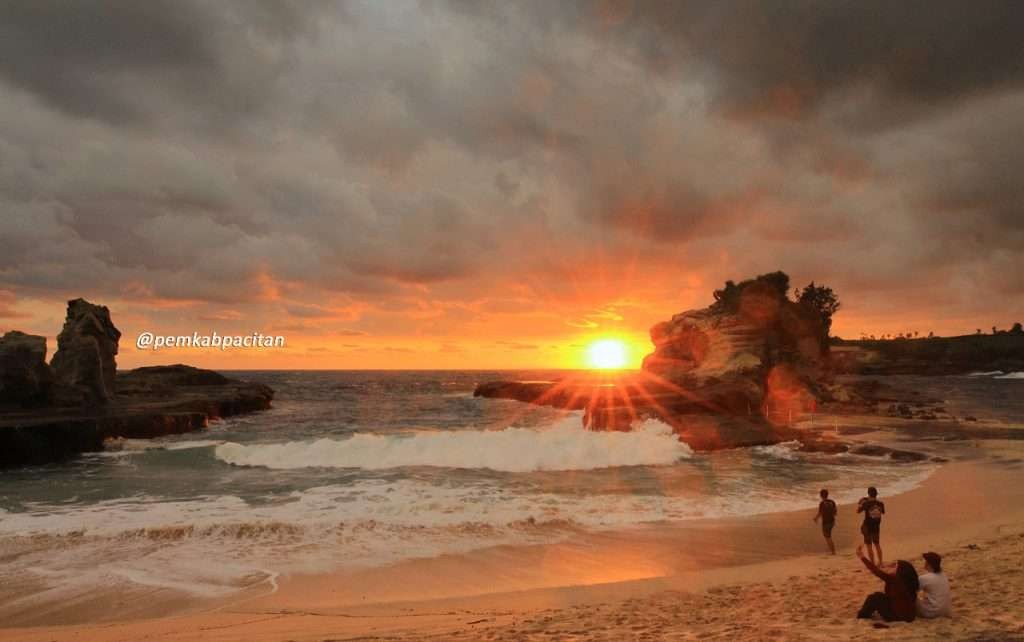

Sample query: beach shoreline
[3,453,1022,641]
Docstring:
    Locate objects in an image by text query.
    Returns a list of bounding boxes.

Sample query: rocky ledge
[0,299,273,467]
[0,364,272,467]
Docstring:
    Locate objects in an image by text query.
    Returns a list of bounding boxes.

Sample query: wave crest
[214,417,691,472]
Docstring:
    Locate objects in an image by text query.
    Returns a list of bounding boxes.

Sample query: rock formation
[117,364,231,390]
[641,271,825,422]
[1,365,274,467]
[0,331,53,407]
[50,298,122,405]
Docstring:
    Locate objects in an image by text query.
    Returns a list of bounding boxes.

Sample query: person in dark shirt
[857,486,886,565]
[856,545,919,622]
[813,488,837,554]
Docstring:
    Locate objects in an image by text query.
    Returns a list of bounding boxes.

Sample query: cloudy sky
[1,1,1022,368]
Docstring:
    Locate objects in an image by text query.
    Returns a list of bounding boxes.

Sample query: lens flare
[586,339,628,369]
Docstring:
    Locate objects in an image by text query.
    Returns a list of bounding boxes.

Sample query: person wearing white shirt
[918,551,952,618]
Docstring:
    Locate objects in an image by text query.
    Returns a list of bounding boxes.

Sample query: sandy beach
[4,446,1022,642]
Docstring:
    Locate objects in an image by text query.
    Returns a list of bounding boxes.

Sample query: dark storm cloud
[0,0,1021,334]
[0,1,214,121]
[554,0,1024,297]
[610,0,1024,127]
[0,1,328,128]
[877,92,1024,277]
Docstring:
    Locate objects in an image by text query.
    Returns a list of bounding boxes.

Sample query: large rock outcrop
[641,271,825,421]
[50,298,122,405]
[0,331,53,407]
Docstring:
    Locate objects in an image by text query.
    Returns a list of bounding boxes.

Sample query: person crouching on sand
[813,488,837,554]
[856,545,918,622]
[857,486,886,565]
[917,552,952,618]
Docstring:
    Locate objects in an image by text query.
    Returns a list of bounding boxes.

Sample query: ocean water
[0,370,942,606]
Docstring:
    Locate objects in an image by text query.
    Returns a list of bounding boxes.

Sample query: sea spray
[214,416,693,472]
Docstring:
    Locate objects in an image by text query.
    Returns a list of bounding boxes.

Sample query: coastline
[4,455,1022,641]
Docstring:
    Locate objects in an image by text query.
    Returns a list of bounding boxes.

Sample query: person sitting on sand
[856,545,919,622]
[813,488,837,554]
[917,552,951,618]
[857,487,886,565]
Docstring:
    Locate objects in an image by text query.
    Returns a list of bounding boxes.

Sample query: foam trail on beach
[214,417,691,472]
[99,439,226,456]
[0,461,939,602]
[965,370,1024,379]
[751,440,801,461]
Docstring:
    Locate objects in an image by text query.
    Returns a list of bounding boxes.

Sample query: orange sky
[2,275,1016,371]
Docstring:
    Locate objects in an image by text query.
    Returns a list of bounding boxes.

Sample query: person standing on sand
[857,486,885,565]
[917,552,952,618]
[813,488,837,554]
[855,545,918,622]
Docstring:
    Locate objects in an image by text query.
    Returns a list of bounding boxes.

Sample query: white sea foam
[751,440,801,461]
[0,466,938,546]
[0,461,939,602]
[994,371,1024,379]
[967,370,1004,377]
[214,417,692,472]
[99,438,225,456]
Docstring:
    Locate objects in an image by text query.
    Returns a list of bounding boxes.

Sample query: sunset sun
[586,339,629,369]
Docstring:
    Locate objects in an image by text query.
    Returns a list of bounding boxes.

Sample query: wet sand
[3,454,1022,641]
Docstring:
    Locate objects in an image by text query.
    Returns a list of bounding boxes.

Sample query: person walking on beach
[917,552,952,618]
[855,545,918,622]
[857,487,885,565]
[813,488,837,554]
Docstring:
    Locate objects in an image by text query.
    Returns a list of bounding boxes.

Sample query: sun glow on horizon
[586,338,629,369]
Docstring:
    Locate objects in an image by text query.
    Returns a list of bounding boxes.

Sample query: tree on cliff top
[712,271,790,312]
[795,282,841,336]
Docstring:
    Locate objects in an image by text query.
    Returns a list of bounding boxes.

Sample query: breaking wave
[214,417,692,472]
